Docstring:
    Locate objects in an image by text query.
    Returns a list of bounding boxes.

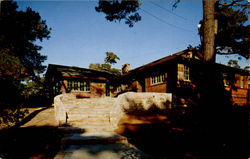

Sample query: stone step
[68,107,111,112]
[67,120,110,125]
[67,106,91,111]
[68,110,111,115]
[88,106,113,109]
[67,117,110,123]
[67,114,110,119]
[67,114,88,120]
[64,103,113,107]
[67,118,110,124]
[70,121,111,127]
[67,112,110,117]
[58,125,117,133]
[61,132,128,145]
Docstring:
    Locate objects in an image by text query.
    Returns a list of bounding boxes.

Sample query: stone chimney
[122,64,130,74]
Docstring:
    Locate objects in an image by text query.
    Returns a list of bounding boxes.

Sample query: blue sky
[17,0,249,70]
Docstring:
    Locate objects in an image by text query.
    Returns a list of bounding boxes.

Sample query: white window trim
[184,65,190,81]
[150,74,165,85]
[240,76,244,88]
[67,80,90,92]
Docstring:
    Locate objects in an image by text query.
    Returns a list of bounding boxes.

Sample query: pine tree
[0,1,51,108]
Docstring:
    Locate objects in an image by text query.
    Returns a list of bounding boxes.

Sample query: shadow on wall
[114,106,248,159]
[91,84,105,97]
[114,63,249,159]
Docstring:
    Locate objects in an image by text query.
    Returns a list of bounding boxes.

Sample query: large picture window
[151,74,165,85]
[184,65,190,81]
[67,79,90,92]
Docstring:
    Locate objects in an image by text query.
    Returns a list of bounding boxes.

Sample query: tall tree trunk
[202,0,216,63]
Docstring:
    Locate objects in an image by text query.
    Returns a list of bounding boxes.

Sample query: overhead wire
[139,7,194,32]
[149,1,187,21]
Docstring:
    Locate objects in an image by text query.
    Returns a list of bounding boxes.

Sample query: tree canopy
[105,52,120,64]
[0,1,51,82]
[95,0,141,27]
[0,1,51,108]
[89,52,121,75]
[95,0,249,60]
[227,59,240,69]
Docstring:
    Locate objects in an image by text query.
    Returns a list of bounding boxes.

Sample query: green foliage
[244,66,250,70]
[95,0,141,27]
[227,59,240,69]
[0,1,51,110]
[199,0,249,59]
[105,52,120,64]
[22,76,45,97]
[0,1,51,81]
[0,108,29,128]
[89,63,121,75]
[89,63,102,70]
[89,52,121,75]
[0,77,23,109]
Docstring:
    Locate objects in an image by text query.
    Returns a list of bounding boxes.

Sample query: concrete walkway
[20,107,151,159]
[54,143,151,159]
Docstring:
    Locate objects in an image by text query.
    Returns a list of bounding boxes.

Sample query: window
[55,82,59,93]
[240,76,244,88]
[67,79,90,92]
[74,81,78,90]
[184,65,190,81]
[54,81,62,94]
[114,86,121,92]
[151,74,165,85]
[67,80,72,90]
[223,73,229,86]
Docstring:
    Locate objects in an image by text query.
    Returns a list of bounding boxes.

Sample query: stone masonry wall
[110,92,172,128]
[54,92,172,128]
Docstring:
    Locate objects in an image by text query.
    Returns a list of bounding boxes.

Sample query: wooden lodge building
[45,49,249,106]
[45,64,121,98]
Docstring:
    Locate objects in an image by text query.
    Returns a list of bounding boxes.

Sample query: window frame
[184,65,190,81]
[114,85,121,93]
[67,79,90,92]
[240,76,244,88]
[223,73,230,86]
[150,73,165,85]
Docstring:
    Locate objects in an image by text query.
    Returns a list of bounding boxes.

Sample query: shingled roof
[121,48,202,77]
[46,64,119,79]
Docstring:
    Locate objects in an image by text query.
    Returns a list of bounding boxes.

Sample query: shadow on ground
[115,106,249,159]
[13,107,51,128]
[0,126,63,159]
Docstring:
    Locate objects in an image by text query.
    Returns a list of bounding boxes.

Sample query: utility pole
[202,0,216,63]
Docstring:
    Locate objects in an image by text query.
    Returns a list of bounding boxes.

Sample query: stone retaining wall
[54,92,172,128]
[110,92,172,127]
[54,94,76,125]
